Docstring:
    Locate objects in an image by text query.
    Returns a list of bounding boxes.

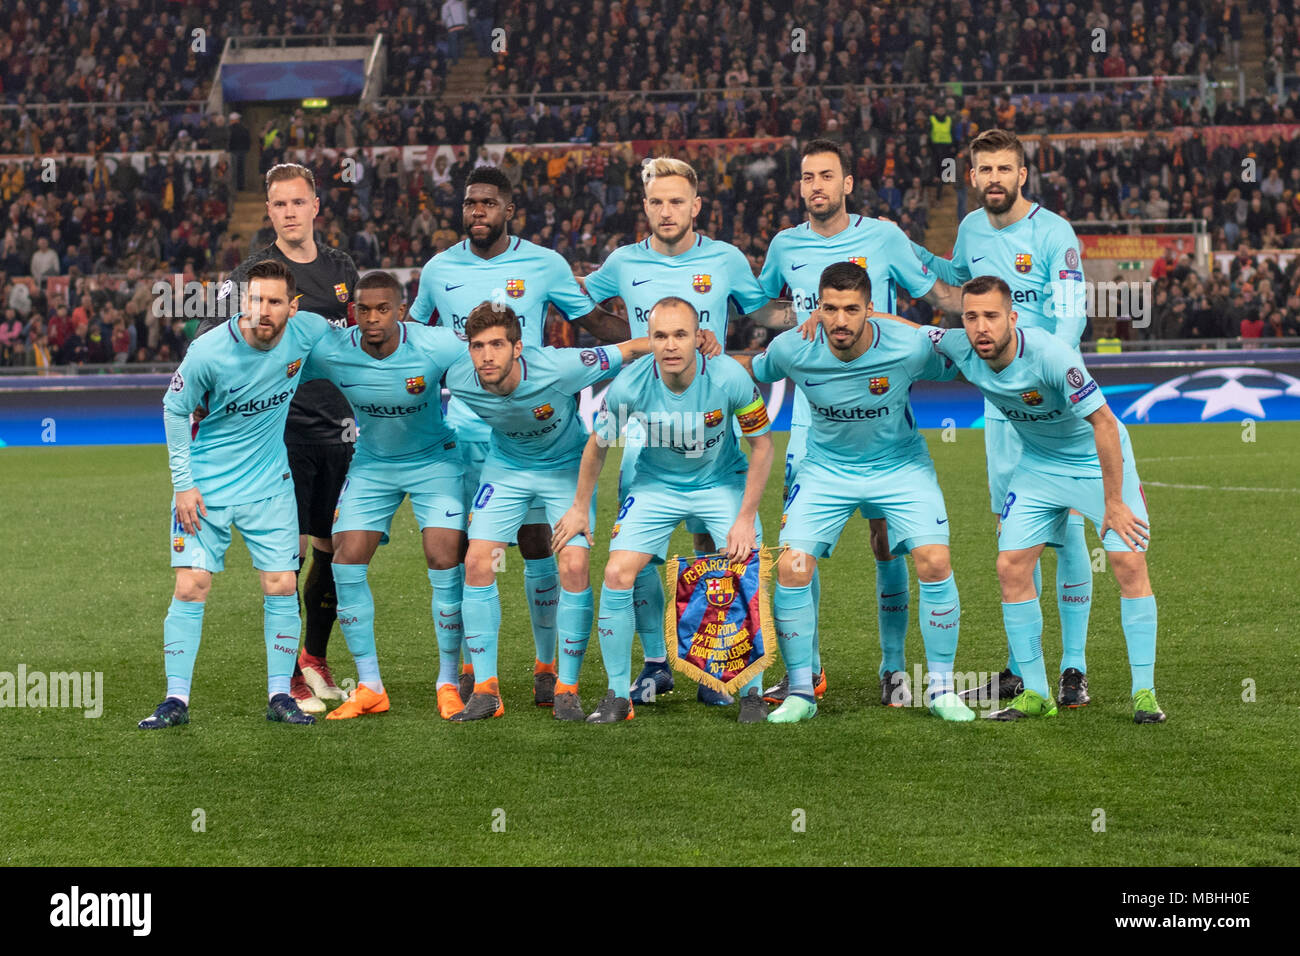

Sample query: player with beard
[206,163,361,716]
[907,129,1094,710]
[409,166,627,712]
[758,139,965,710]
[580,157,771,709]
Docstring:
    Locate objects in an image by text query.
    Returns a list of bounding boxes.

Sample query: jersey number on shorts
[617,495,635,520]
[474,483,495,510]
[1000,491,1017,520]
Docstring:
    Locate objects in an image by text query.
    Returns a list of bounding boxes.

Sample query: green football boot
[928,690,977,722]
[986,688,1058,720]
[1132,688,1167,724]
[766,694,817,724]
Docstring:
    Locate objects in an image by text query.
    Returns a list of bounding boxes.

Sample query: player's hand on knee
[175,487,206,534]
[551,505,592,552]
[698,329,722,358]
[1101,502,1149,552]
[724,521,755,563]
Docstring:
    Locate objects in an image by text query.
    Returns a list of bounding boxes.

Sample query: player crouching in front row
[444,302,651,721]
[932,275,1165,723]
[554,297,775,723]
[140,260,336,729]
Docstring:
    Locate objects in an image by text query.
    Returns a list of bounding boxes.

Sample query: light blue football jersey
[933,326,1120,476]
[583,234,769,341]
[163,310,332,506]
[595,352,770,491]
[759,215,938,426]
[751,320,956,467]
[914,204,1087,345]
[446,345,623,471]
[409,236,595,443]
[303,322,464,466]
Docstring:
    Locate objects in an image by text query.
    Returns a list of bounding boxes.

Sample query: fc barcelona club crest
[1021,389,1044,406]
[286,359,302,378]
[334,282,349,302]
[1015,253,1033,274]
[506,278,525,298]
[704,408,723,427]
[869,376,890,395]
[406,376,427,395]
[692,274,712,293]
[848,256,867,269]
[533,403,554,420]
[705,576,736,608]
[172,536,185,553]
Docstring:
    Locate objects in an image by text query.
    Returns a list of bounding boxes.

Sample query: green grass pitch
[2,422,1297,866]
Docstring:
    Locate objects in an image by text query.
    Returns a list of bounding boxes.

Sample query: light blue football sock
[556,586,594,687]
[809,565,823,674]
[774,582,816,697]
[633,564,667,660]
[333,563,381,691]
[1006,560,1043,676]
[919,574,960,703]
[163,596,205,701]
[429,566,464,688]
[877,557,909,676]
[524,556,559,666]
[1056,515,1093,674]
[263,593,301,698]
[1121,594,1158,695]
[598,584,635,698]
[1002,598,1049,699]
[461,582,501,685]
[739,674,762,697]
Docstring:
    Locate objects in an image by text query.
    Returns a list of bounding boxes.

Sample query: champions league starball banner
[665,548,775,695]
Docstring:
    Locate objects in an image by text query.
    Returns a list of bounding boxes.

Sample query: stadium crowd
[2,0,1299,366]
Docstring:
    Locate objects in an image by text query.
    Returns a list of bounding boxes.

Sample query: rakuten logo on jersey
[225,389,292,417]
[808,401,891,421]
[354,401,429,418]
[997,405,1064,422]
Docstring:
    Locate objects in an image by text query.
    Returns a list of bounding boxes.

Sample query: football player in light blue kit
[140,259,335,729]
[298,271,470,721]
[908,128,1095,709]
[554,297,776,724]
[931,276,1164,723]
[739,263,976,724]
[444,302,650,721]
[757,138,965,708]
[410,166,626,709]
[582,156,771,707]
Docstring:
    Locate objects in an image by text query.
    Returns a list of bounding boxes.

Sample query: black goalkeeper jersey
[207,240,360,444]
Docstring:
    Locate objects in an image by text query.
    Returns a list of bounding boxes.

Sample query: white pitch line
[1144,480,1300,493]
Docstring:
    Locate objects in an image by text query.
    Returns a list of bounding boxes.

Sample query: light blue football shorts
[610,480,762,563]
[469,459,597,550]
[169,488,298,574]
[332,455,466,544]
[985,415,1025,515]
[779,454,950,558]
[461,438,546,534]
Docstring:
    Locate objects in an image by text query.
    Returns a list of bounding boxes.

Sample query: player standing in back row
[213,163,360,715]
[409,166,627,710]
[581,157,771,708]
[758,138,966,709]
[908,129,1094,708]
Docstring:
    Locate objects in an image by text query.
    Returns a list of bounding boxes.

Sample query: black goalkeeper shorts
[287,442,354,540]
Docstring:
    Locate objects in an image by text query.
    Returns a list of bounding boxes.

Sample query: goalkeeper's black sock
[302,546,338,658]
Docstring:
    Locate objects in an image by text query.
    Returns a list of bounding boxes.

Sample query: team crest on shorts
[286,359,302,378]
[705,576,735,608]
[611,523,620,538]
[869,376,890,395]
[506,279,525,298]
[172,535,186,553]
[780,512,788,528]
[704,408,724,427]
[334,282,349,302]
[847,256,867,269]
[1015,253,1033,274]
[1021,389,1044,406]
[406,375,427,394]
[692,274,712,293]
[533,403,554,420]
